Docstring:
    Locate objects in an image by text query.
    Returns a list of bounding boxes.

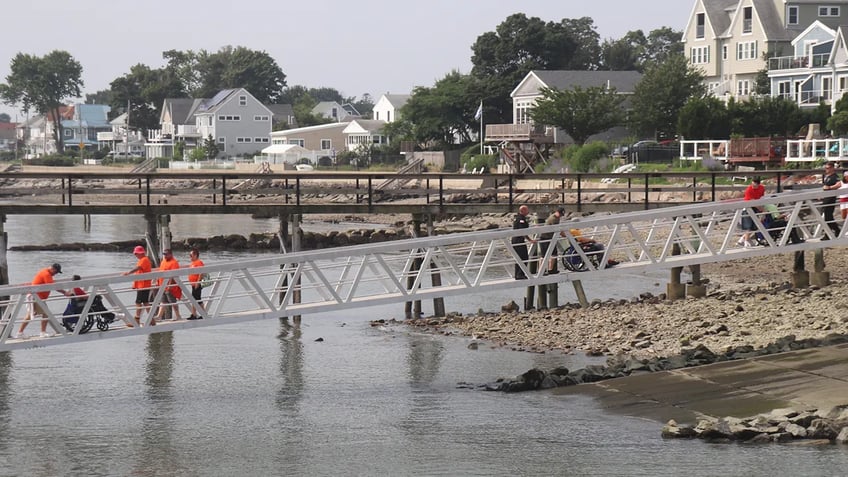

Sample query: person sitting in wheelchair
[561,229,619,271]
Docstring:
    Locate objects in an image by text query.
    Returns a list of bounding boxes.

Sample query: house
[372,94,410,123]
[343,119,388,151]
[264,104,298,129]
[16,104,110,157]
[96,112,146,157]
[268,122,350,162]
[311,101,357,122]
[146,88,278,159]
[683,0,848,100]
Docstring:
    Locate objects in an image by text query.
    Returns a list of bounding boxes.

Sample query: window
[321,139,332,150]
[819,6,840,16]
[236,137,252,143]
[239,95,247,106]
[823,77,833,100]
[722,45,728,60]
[288,139,304,147]
[778,81,791,98]
[217,115,241,121]
[374,111,380,120]
[696,12,705,38]
[218,137,226,144]
[737,80,750,96]
[64,129,73,138]
[331,107,338,119]
[788,6,799,25]
[691,46,710,64]
[737,41,757,60]
[839,76,848,91]
[254,137,269,143]
[515,100,532,124]
[387,111,392,122]
[742,7,752,33]
[253,115,269,121]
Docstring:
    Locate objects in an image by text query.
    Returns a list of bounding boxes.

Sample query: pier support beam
[0,215,8,321]
[791,251,809,289]
[667,243,686,300]
[144,214,159,263]
[572,280,589,308]
[405,216,423,320]
[426,215,445,317]
[686,264,706,298]
[811,249,830,287]
[291,214,302,324]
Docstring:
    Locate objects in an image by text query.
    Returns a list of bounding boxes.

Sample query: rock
[835,427,848,444]
[661,420,696,438]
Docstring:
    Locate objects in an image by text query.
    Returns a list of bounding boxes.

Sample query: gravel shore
[408,248,848,359]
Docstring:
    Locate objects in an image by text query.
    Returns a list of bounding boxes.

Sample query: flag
[474,102,483,121]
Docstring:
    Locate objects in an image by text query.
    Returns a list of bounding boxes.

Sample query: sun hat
[133,245,145,254]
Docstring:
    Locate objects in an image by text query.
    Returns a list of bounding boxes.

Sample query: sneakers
[39,332,53,338]
[187,315,198,320]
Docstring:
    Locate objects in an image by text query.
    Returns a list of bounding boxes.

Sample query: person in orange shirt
[156,249,182,321]
[122,245,152,326]
[15,263,71,339]
[187,248,205,320]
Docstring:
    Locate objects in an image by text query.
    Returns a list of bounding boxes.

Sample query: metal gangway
[0,188,845,351]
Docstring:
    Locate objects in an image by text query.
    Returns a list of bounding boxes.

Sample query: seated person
[62,275,88,326]
[759,204,804,245]
[569,229,619,268]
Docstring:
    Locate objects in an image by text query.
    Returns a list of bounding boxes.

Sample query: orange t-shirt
[158,257,182,299]
[189,258,205,285]
[132,256,152,289]
[32,268,55,300]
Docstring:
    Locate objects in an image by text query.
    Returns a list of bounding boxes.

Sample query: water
[1,215,847,476]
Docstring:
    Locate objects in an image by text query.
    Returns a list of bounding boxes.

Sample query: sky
[0,0,693,119]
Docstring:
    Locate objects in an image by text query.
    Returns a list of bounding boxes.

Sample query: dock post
[291,213,302,324]
[159,214,172,252]
[278,214,288,307]
[524,244,538,310]
[536,283,548,310]
[811,249,830,287]
[547,281,558,308]
[572,280,589,308]
[426,215,445,317]
[791,251,809,288]
[145,214,159,262]
[667,243,686,300]
[0,215,8,321]
[405,216,423,319]
[686,264,706,298]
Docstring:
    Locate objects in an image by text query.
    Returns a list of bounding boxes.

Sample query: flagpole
[478,101,483,155]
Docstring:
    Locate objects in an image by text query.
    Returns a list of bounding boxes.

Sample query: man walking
[822,162,841,237]
[15,263,71,338]
[511,205,534,279]
[122,245,152,326]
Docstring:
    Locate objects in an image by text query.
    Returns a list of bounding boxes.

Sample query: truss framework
[0,189,844,351]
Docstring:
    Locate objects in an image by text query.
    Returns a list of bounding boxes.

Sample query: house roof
[198,89,238,113]
[382,94,411,108]
[751,0,794,41]
[520,70,642,95]
[271,121,350,136]
[163,98,201,125]
[261,144,309,155]
[343,119,386,134]
[699,0,740,38]
[265,104,297,126]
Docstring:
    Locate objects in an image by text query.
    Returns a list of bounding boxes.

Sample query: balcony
[485,123,552,142]
[768,53,829,70]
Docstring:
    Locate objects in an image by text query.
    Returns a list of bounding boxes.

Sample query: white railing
[0,188,845,351]
[679,140,730,162]
[786,138,848,162]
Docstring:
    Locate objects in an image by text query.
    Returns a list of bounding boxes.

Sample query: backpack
[199,273,212,289]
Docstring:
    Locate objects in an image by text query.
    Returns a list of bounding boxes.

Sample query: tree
[0,50,83,153]
[401,71,481,147]
[629,53,705,140]
[828,95,848,135]
[677,96,730,139]
[470,14,602,123]
[85,89,113,107]
[643,27,684,65]
[109,63,186,132]
[0,113,9,123]
[600,31,645,71]
[164,46,287,103]
[530,86,625,145]
[203,135,219,160]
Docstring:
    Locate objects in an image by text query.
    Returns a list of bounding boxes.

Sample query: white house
[372,94,410,123]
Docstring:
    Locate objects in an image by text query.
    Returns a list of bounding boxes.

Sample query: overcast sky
[0,0,692,118]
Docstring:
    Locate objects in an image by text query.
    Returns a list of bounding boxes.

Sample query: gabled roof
[514,70,642,97]
[697,0,739,38]
[162,98,201,125]
[791,20,836,46]
[750,0,794,41]
[343,119,386,134]
[0,122,16,131]
[271,121,350,136]
[342,103,361,116]
[265,103,294,118]
[197,89,238,113]
[382,94,411,108]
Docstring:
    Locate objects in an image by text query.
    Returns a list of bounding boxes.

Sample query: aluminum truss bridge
[0,188,844,351]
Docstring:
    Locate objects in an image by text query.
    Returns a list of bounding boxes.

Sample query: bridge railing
[0,188,845,351]
[0,170,824,213]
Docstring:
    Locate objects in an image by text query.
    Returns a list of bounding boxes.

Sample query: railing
[786,138,848,162]
[768,53,830,70]
[0,188,844,351]
[679,140,730,162]
[0,170,825,215]
[485,124,550,141]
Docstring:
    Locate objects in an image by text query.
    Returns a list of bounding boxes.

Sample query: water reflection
[0,352,11,451]
[136,332,185,475]
[274,318,306,471]
[401,335,447,441]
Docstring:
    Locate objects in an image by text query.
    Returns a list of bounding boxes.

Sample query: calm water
[1,215,847,476]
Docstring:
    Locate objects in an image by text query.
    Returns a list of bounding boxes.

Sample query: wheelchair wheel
[561,247,588,272]
[96,320,109,331]
[79,315,95,334]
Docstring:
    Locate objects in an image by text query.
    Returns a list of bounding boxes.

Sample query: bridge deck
[0,188,844,351]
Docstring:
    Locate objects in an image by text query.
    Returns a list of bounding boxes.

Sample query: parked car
[628,140,677,163]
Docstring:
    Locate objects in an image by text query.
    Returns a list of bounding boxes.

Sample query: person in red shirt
[122,245,152,326]
[15,263,71,338]
[155,249,182,321]
[187,248,206,320]
[738,177,766,247]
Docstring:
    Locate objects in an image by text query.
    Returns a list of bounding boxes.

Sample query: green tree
[0,113,9,122]
[828,95,848,135]
[203,135,219,160]
[643,27,684,65]
[530,86,625,145]
[85,89,113,107]
[164,46,286,103]
[753,68,770,95]
[629,53,705,139]
[0,50,83,153]
[600,27,682,72]
[109,63,186,132]
[470,13,602,123]
[677,96,730,139]
[402,71,481,147]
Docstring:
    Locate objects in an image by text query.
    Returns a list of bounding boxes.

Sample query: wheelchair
[560,241,604,272]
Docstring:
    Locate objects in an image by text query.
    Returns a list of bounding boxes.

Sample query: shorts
[135,289,150,304]
[27,299,47,318]
[191,286,202,301]
[741,215,756,231]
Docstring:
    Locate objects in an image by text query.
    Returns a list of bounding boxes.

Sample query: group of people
[511,205,616,279]
[12,246,209,339]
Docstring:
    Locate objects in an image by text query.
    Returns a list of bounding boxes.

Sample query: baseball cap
[133,245,145,254]
[51,263,62,274]
[163,248,173,256]
[556,207,565,216]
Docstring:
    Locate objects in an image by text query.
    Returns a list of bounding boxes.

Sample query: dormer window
[743,7,752,33]
[239,95,246,106]
[696,13,705,39]
[819,6,840,16]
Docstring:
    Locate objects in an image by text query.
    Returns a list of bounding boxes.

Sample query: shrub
[566,142,610,172]
[463,154,497,173]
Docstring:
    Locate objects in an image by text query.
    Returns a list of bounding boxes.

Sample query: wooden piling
[291,213,302,324]
[427,215,445,317]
